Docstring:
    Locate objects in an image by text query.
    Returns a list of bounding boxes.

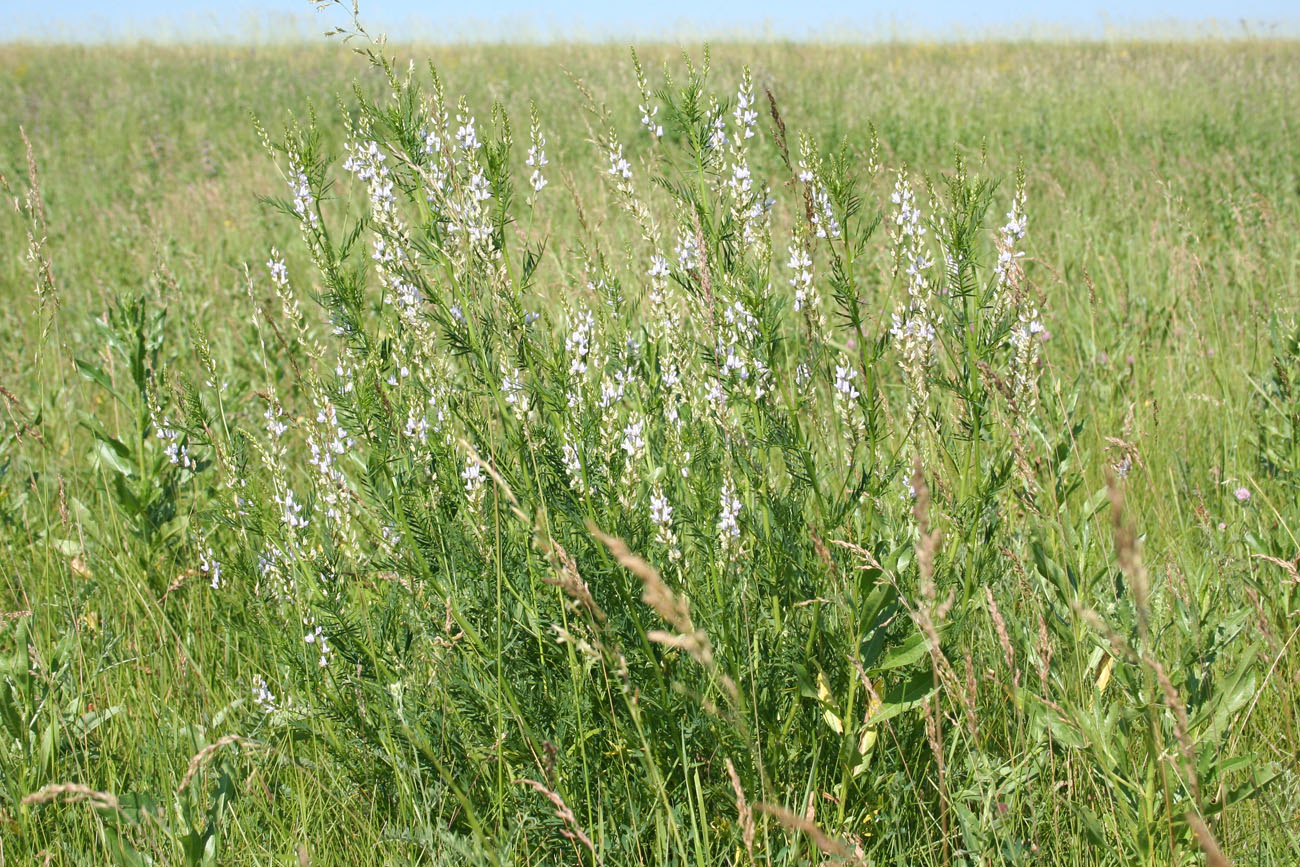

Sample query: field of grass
[2,30,1300,865]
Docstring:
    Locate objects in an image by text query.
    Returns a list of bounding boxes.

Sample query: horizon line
[4,11,1299,45]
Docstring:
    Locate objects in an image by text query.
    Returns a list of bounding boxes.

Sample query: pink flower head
[1234,487,1251,503]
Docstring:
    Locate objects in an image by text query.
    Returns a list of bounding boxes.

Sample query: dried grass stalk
[726,758,756,861]
[756,801,859,863]
[590,525,714,669]
[515,778,596,856]
[23,783,120,813]
[178,734,260,794]
[1186,812,1231,867]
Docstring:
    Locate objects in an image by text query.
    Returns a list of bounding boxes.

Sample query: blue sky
[5,0,1298,41]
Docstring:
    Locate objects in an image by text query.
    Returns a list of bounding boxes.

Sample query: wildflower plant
[174,24,1276,859]
[206,28,1078,856]
[3,22,1286,867]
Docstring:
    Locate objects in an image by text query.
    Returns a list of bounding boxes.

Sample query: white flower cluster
[392,278,421,312]
[274,488,309,531]
[1009,309,1044,414]
[562,436,586,494]
[621,417,646,461]
[448,159,494,246]
[455,115,480,151]
[420,89,451,198]
[995,176,1042,414]
[810,185,840,240]
[303,620,332,668]
[733,75,758,140]
[714,297,771,405]
[633,55,664,139]
[833,359,866,440]
[729,159,753,199]
[341,125,432,424]
[726,70,771,249]
[287,156,317,227]
[833,363,860,400]
[648,254,670,280]
[403,408,430,444]
[199,545,222,590]
[501,363,530,419]
[718,475,742,544]
[342,139,395,215]
[649,484,681,562]
[252,674,277,712]
[991,177,1028,320]
[708,97,728,151]
[888,171,937,426]
[650,487,673,527]
[787,242,818,314]
[257,543,295,600]
[424,105,494,251]
[461,453,488,515]
[462,457,485,494]
[675,227,698,270]
[797,145,841,241]
[607,142,632,180]
[267,255,288,287]
[264,404,289,439]
[526,107,548,193]
[598,367,634,411]
[154,412,195,470]
[640,103,663,139]
[566,307,598,377]
[308,397,354,522]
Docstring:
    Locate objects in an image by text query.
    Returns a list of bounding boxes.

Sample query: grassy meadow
[2,33,1300,864]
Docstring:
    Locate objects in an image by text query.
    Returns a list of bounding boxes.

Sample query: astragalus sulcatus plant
[136,20,1274,867]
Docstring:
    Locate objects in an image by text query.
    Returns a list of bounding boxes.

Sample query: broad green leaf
[872,630,931,673]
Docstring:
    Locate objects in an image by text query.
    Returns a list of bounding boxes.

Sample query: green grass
[1,34,1299,865]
